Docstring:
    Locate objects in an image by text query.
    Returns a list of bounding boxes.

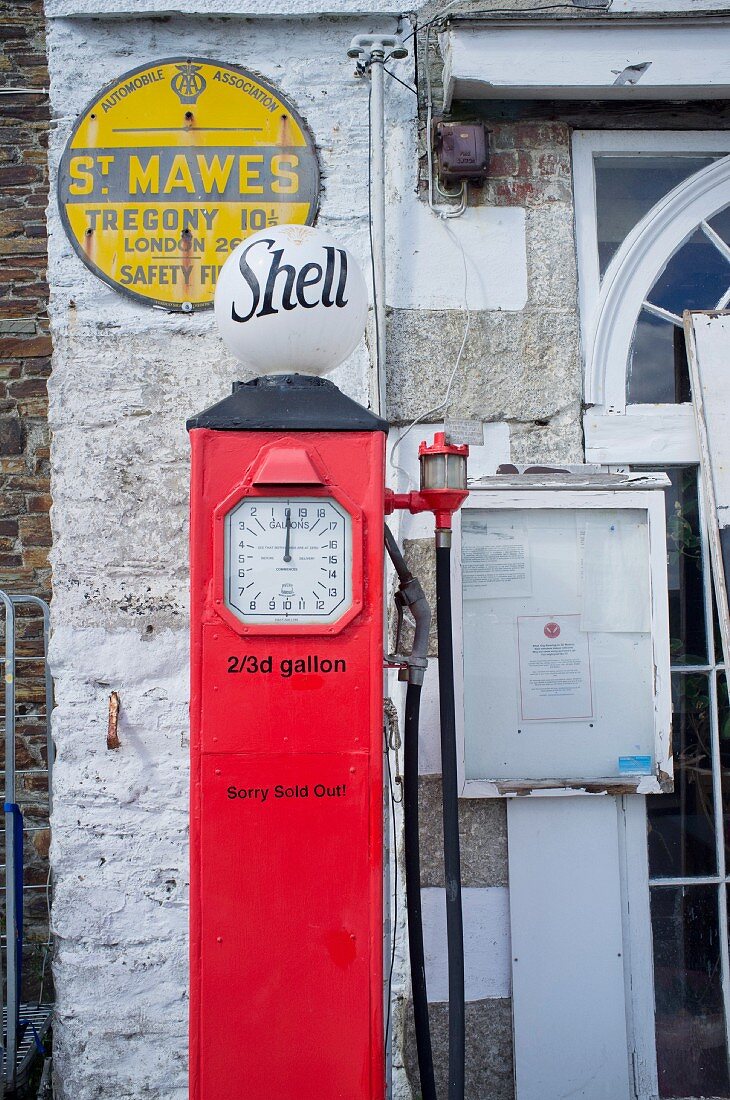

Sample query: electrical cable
[383,67,419,97]
[384,526,436,1099]
[400,0,614,48]
[36,864,52,1007]
[384,727,400,1054]
[424,24,466,219]
[389,218,471,488]
[388,16,473,490]
[435,541,465,1100]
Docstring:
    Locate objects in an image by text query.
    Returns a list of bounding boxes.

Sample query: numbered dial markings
[224,496,353,625]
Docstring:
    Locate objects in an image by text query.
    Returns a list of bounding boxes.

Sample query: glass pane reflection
[665,468,707,666]
[651,885,729,1098]
[595,156,717,276]
[648,674,715,878]
[708,205,730,247]
[648,228,730,315]
[627,312,690,405]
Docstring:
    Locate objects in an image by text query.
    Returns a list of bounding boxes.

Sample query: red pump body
[187,376,387,1100]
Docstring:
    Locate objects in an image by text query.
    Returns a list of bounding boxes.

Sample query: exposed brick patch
[482,120,573,207]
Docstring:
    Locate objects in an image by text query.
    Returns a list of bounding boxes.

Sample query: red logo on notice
[544,621,561,639]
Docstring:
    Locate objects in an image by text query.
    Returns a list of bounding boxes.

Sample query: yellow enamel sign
[58,58,320,310]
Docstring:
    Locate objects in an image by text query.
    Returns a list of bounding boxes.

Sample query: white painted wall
[422,887,511,1003]
[45,14,404,1099]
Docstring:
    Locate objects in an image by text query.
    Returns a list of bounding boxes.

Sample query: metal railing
[0,591,54,1091]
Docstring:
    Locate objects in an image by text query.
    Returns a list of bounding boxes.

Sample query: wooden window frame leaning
[452,472,672,798]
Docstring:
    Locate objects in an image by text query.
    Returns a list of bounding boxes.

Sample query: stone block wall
[385,26,587,1092]
[0,0,52,595]
[387,112,582,464]
[0,0,54,992]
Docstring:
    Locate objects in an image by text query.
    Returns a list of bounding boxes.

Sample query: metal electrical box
[434,121,489,186]
[453,472,673,795]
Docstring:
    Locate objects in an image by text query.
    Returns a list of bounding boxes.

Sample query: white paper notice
[517,614,593,721]
[462,516,532,598]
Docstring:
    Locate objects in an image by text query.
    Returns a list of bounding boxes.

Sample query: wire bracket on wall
[347,33,408,74]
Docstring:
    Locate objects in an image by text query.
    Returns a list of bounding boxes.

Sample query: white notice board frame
[453,473,672,797]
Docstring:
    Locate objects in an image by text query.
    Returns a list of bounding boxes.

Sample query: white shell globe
[214,224,368,376]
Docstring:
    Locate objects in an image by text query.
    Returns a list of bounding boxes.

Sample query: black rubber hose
[384,523,412,586]
[383,524,435,1097]
[436,542,466,1100]
[404,680,437,1100]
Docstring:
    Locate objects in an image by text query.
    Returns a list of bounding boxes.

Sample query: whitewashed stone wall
[45,12,406,1098]
[43,3,571,1098]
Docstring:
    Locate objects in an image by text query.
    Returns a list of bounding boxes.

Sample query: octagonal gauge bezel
[212,480,364,636]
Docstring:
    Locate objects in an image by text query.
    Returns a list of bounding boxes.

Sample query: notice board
[454,476,672,795]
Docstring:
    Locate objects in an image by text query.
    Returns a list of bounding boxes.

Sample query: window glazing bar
[642,300,683,326]
[670,663,723,673]
[701,220,730,266]
[649,875,723,887]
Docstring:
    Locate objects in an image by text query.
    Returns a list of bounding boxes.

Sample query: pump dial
[224,496,353,625]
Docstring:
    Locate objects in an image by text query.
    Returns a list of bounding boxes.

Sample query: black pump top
[186,374,389,434]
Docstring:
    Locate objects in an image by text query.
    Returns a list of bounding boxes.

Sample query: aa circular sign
[58,58,320,311]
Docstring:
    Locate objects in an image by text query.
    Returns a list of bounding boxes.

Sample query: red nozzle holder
[385,432,470,530]
[418,431,469,460]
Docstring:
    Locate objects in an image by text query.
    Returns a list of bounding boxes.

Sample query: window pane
[718,673,730,870]
[627,311,689,405]
[649,674,716,878]
[665,467,707,666]
[713,580,724,668]
[595,156,717,276]
[708,205,730,246]
[651,884,729,1098]
[647,228,730,315]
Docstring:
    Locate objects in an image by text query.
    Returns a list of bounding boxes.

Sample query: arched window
[627,205,730,404]
[574,135,730,463]
[588,154,730,411]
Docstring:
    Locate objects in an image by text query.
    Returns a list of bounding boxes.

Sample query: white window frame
[452,478,672,798]
[573,130,730,464]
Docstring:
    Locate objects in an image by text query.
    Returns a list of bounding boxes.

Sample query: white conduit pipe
[370,52,387,419]
[347,33,407,419]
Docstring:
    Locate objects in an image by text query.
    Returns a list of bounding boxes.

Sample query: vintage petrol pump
[188,372,388,1099]
[187,226,468,1100]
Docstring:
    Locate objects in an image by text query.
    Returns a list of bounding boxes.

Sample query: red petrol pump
[187,225,469,1100]
[188,374,388,1099]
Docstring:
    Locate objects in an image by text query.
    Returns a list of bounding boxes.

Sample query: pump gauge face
[224,496,353,626]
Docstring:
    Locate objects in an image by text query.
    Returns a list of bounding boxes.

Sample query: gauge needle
[284,508,292,562]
